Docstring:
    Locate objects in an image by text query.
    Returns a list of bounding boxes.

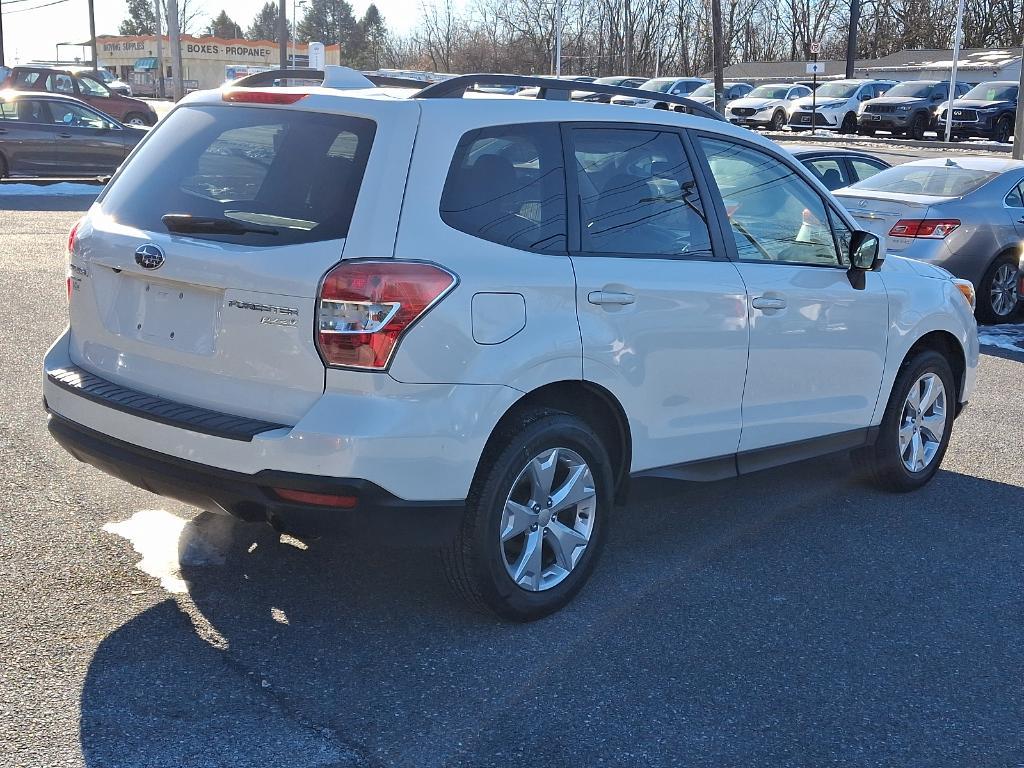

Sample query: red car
[5,66,158,126]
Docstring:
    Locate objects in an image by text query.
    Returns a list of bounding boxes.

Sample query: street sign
[806,61,826,75]
[810,41,821,54]
[309,42,325,70]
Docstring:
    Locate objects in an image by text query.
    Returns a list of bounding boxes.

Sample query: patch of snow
[0,182,101,197]
[977,323,1024,353]
[103,509,235,594]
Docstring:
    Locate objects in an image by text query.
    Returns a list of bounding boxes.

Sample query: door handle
[751,296,787,310]
[1017,216,1024,224]
[57,132,73,139]
[588,290,636,306]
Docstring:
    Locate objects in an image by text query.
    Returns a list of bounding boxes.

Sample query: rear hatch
[68,93,417,423]
[834,189,955,252]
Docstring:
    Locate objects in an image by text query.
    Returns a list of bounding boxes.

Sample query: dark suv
[858,80,970,139]
[938,81,1018,143]
[5,66,158,126]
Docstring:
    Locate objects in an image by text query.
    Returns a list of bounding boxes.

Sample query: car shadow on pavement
[79,456,1024,768]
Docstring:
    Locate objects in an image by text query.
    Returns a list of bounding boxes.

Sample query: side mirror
[847,230,883,289]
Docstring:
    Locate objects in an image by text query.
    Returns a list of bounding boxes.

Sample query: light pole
[552,0,562,76]
[943,0,965,143]
[291,0,307,66]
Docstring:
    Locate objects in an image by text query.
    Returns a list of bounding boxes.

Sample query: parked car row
[1,65,157,125]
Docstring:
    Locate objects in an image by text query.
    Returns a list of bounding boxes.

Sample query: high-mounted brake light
[222,90,307,105]
[316,261,457,370]
[888,219,961,239]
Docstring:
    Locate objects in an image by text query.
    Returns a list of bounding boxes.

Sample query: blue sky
[2,0,431,64]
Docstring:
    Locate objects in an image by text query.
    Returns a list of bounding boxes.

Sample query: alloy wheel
[899,372,947,473]
[989,263,1019,317]
[499,448,597,592]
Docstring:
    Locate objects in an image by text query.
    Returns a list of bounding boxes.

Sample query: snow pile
[977,323,1024,353]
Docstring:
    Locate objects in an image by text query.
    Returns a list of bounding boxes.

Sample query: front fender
[873,265,978,423]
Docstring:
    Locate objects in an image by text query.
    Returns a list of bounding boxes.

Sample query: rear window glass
[98,104,375,246]
[850,165,996,196]
[440,122,567,253]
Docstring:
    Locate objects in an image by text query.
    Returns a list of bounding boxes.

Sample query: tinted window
[1005,183,1024,208]
[98,104,375,247]
[440,123,566,254]
[6,99,51,123]
[13,71,41,87]
[962,83,1017,101]
[849,158,886,184]
[803,158,846,190]
[571,128,712,258]
[885,82,935,98]
[698,137,841,266]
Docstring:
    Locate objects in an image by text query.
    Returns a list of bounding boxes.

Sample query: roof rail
[413,74,726,122]
[230,67,438,90]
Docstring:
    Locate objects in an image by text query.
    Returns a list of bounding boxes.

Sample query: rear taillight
[67,219,80,256]
[316,261,457,370]
[273,488,358,508]
[888,219,961,239]
[222,90,306,105]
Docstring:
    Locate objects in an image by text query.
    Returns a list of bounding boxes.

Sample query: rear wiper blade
[161,214,278,236]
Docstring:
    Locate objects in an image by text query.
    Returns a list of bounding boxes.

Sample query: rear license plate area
[107,276,219,354]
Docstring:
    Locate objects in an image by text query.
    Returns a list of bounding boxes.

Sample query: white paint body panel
[44,87,979,506]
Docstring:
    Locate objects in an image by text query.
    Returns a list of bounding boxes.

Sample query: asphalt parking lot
[2,187,1023,768]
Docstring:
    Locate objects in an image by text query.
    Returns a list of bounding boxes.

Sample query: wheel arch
[901,329,967,410]
[480,380,633,505]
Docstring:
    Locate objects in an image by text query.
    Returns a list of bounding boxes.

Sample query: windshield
[815,82,859,99]
[962,82,1018,101]
[640,78,676,93]
[884,82,935,98]
[851,164,996,196]
[95,70,115,83]
[748,86,789,99]
[691,84,716,97]
[98,104,376,246]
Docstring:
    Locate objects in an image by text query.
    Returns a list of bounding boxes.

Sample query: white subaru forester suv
[44,70,979,621]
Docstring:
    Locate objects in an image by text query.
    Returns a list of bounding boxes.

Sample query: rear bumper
[47,411,465,544]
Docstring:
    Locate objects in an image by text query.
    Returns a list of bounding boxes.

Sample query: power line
[1,0,72,13]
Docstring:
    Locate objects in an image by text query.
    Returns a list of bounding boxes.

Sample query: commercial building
[96,34,343,94]
[707,47,1023,85]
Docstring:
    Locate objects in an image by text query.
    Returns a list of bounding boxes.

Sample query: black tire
[840,112,858,134]
[853,349,955,492]
[909,113,927,140]
[976,254,1020,324]
[769,109,786,130]
[123,112,150,127]
[441,409,613,622]
[994,116,1012,144]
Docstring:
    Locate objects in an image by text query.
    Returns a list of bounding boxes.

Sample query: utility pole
[711,0,725,113]
[944,0,965,142]
[845,0,859,78]
[87,0,98,70]
[0,7,6,68]
[553,0,562,76]
[154,0,165,98]
[166,0,185,100]
[278,0,288,69]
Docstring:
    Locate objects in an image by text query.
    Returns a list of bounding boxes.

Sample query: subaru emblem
[134,243,164,270]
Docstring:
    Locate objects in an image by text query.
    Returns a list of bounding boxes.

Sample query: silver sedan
[835,157,1024,323]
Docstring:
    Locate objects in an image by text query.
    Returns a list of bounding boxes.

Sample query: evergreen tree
[296,0,360,61]
[246,2,281,41]
[119,0,157,36]
[357,4,388,69]
[206,9,242,38]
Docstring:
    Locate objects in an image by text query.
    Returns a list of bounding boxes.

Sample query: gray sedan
[835,157,1024,323]
[0,91,147,178]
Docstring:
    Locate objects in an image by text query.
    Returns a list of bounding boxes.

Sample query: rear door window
[97,104,376,246]
[569,127,712,258]
[440,122,567,253]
